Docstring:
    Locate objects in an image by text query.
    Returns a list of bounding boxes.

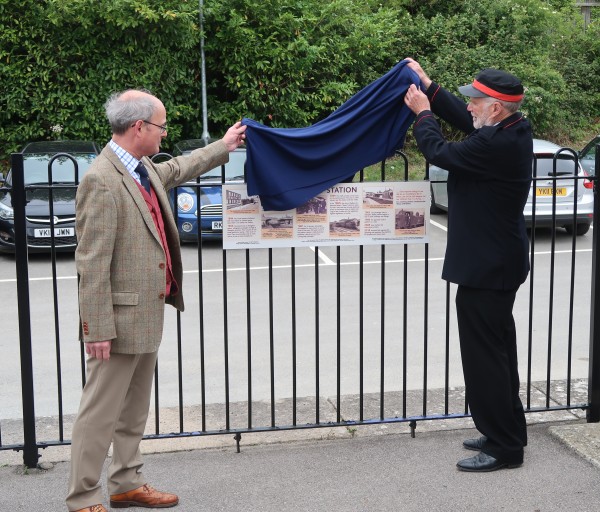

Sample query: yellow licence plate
[536,187,567,197]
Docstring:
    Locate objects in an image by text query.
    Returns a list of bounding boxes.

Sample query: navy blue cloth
[242,60,420,211]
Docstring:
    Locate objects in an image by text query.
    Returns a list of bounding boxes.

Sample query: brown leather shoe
[74,506,108,512]
[110,484,179,508]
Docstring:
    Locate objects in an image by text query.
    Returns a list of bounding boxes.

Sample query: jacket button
[158,293,165,300]
[159,263,165,270]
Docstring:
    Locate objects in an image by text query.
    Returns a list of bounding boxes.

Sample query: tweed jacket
[413,82,533,291]
[75,140,229,354]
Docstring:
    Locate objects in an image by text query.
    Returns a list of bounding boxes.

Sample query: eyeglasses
[142,120,168,134]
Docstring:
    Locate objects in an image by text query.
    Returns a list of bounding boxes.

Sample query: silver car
[429,138,594,236]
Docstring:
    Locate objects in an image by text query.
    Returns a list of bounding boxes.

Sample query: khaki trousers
[66,351,158,511]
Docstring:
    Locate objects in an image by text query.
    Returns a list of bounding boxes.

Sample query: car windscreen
[533,154,580,177]
[580,141,596,174]
[20,153,96,185]
[188,150,246,182]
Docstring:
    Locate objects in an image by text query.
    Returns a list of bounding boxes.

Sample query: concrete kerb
[0,379,596,469]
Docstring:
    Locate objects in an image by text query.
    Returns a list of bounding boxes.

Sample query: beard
[472,110,494,129]
[471,101,497,129]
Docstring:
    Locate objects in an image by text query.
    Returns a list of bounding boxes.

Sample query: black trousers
[455,285,527,464]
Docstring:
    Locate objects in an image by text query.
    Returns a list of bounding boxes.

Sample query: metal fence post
[588,144,600,422]
[10,153,39,466]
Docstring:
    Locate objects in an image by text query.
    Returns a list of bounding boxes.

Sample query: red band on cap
[472,79,524,102]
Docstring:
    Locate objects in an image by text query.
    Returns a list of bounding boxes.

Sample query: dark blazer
[413,83,533,290]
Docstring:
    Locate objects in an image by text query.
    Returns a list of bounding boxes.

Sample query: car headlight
[177,192,194,213]
[0,201,13,220]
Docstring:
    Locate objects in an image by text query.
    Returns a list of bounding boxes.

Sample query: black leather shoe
[457,452,522,472]
[463,435,487,451]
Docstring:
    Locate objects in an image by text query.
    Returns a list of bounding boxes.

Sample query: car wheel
[430,185,444,214]
[565,223,591,236]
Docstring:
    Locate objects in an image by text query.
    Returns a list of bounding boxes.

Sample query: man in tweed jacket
[66,89,246,512]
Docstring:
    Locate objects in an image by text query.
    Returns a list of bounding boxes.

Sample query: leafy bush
[204,0,401,127]
[0,0,598,170]
[0,0,201,162]
[547,7,600,141]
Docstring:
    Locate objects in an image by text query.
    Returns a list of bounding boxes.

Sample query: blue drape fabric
[241,59,420,211]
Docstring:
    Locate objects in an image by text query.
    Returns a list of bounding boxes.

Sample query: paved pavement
[2,393,600,512]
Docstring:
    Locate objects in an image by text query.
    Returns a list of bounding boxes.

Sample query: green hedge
[0,0,202,161]
[1,0,598,169]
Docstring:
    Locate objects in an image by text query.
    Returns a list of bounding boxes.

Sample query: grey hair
[502,98,523,114]
[104,89,157,135]
[484,95,523,114]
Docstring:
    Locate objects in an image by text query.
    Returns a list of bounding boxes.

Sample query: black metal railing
[1,146,599,467]
[588,144,600,421]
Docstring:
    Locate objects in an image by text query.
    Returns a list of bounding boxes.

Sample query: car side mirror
[0,172,4,184]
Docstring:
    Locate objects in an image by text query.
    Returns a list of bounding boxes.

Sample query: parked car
[0,140,100,253]
[429,138,594,236]
[169,139,246,241]
[580,134,598,176]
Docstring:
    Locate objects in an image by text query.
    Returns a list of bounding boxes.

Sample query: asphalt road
[0,215,594,420]
[3,423,600,511]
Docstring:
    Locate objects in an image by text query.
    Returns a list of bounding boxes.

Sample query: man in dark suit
[404,59,532,472]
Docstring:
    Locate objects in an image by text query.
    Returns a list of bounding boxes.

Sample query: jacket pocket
[112,292,139,306]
